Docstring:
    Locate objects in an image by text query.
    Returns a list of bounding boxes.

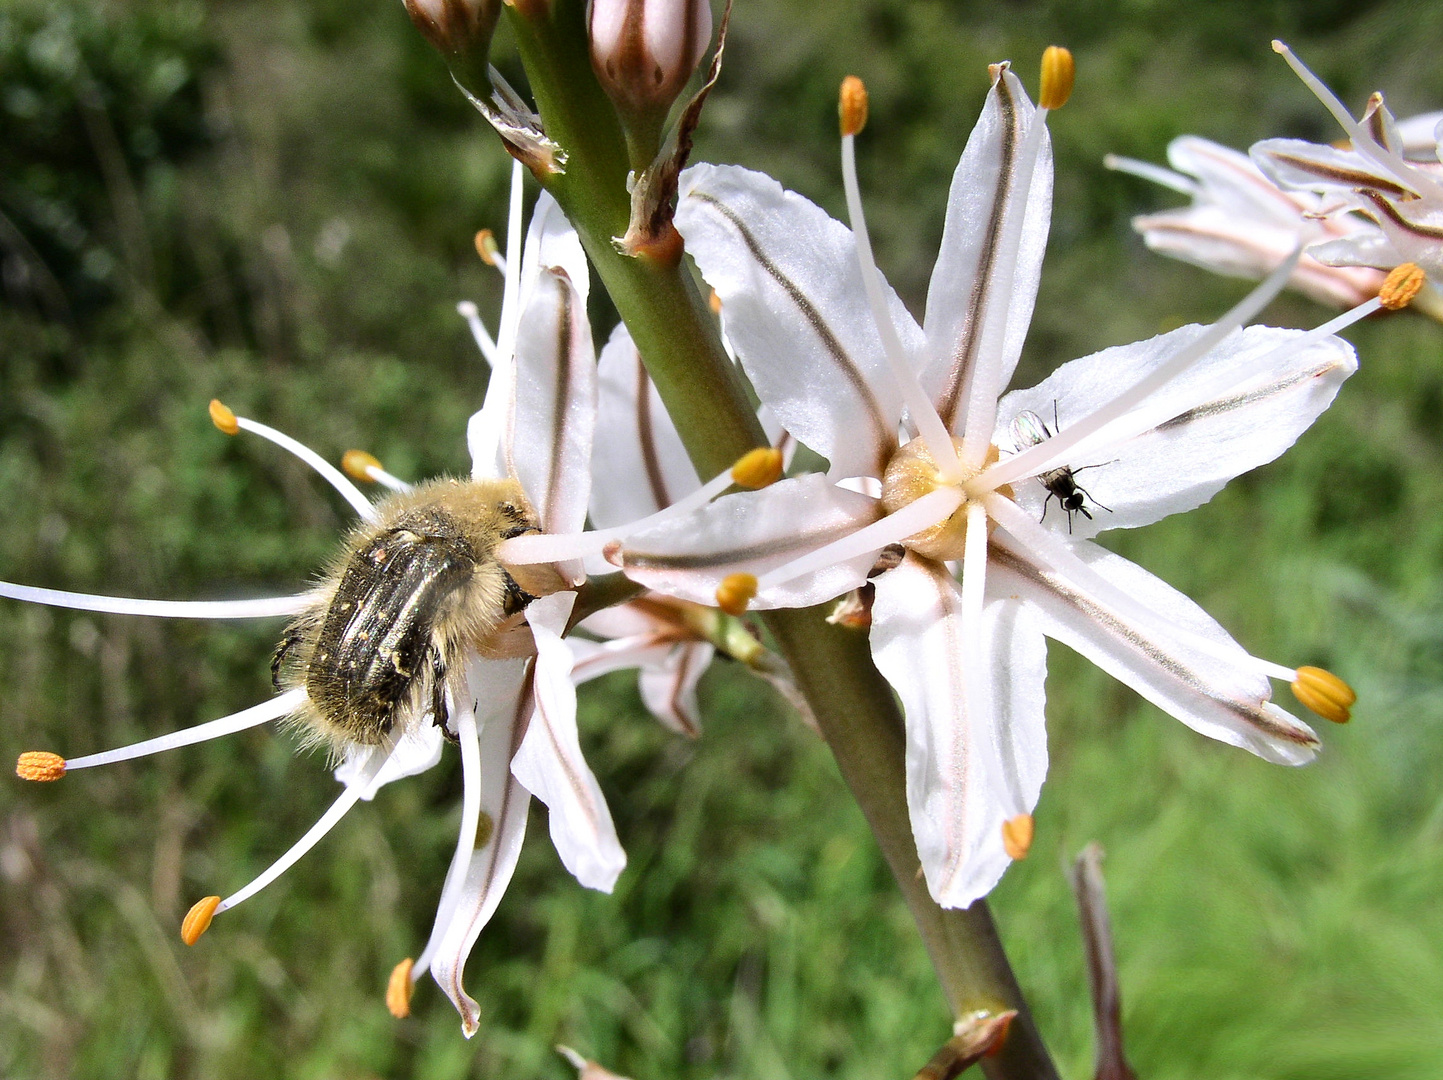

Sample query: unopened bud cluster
[589,0,713,121]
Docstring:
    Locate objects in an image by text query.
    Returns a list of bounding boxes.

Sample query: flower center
[881,437,1004,561]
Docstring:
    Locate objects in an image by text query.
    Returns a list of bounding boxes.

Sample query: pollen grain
[181,895,222,946]
[16,751,66,782]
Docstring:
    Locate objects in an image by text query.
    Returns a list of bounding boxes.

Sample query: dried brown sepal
[615,0,732,257]
[827,587,874,630]
[913,1011,1018,1080]
[455,67,567,177]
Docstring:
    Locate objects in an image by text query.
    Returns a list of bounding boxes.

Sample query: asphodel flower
[512,52,1376,908]
[1252,41,1443,279]
[9,164,626,1038]
[1106,136,1385,308]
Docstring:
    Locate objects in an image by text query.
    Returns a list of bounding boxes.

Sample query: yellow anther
[1292,666,1356,724]
[731,447,784,489]
[181,895,221,946]
[1001,814,1034,860]
[709,289,723,315]
[474,228,500,266]
[16,751,66,782]
[342,449,383,483]
[208,399,239,436]
[715,573,758,617]
[1379,263,1426,311]
[1038,46,1074,110]
[386,957,415,1018]
[839,75,869,137]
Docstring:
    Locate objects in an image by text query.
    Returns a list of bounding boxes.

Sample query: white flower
[1106,135,1384,308]
[7,163,625,1038]
[1251,41,1443,278]
[597,58,1367,908]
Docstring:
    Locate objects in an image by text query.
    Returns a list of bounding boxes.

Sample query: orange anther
[1039,46,1074,110]
[474,228,500,266]
[1292,666,1356,724]
[342,449,383,483]
[709,289,723,315]
[839,75,869,137]
[1379,263,1426,311]
[731,447,784,489]
[715,573,758,617]
[181,895,221,946]
[386,957,415,1018]
[208,400,239,436]
[1002,814,1034,860]
[16,751,66,782]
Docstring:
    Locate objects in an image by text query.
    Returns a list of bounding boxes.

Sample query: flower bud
[403,0,500,93]
[589,0,713,121]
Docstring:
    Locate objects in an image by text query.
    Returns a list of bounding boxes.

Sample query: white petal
[506,266,597,557]
[989,535,1318,764]
[1251,138,1413,201]
[591,322,700,526]
[870,555,1047,909]
[638,642,714,737]
[333,721,444,800]
[922,66,1052,432]
[513,592,627,891]
[1167,136,1315,224]
[676,163,915,479]
[569,634,674,684]
[520,191,590,308]
[428,658,534,1038]
[613,473,882,610]
[995,324,1356,538]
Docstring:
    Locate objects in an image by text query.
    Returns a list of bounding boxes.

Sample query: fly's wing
[1008,409,1050,452]
[307,530,475,744]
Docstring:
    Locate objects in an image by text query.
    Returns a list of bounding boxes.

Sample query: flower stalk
[502,2,1059,1075]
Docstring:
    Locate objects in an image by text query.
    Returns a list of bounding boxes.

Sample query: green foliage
[2,1,1442,1078]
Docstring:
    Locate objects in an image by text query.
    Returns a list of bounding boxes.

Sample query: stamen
[0,580,309,620]
[709,289,723,315]
[497,452,766,565]
[208,399,239,436]
[496,159,527,370]
[1002,814,1034,860]
[1102,153,1201,197]
[215,740,393,914]
[1038,46,1074,111]
[16,751,65,782]
[457,300,500,368]
[387,957,416,1018]
[342,449,412,493]
[715,573,757,616]
[1271,41,1443,201]
[557,1046,590,1073]
[474,228,507,273]
[181,895,221,945]
[954,53,1060,471]
[731,447,783,489]
[62,688,305,772]
[1291,666,1355,724]
[973,246,1302,494]
[838,74,868,136]
[214,402,376,520]
[756,486,962,592]
[1379,262,1426,310]
[838,77,962,479]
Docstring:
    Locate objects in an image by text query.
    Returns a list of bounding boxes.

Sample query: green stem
[505,4,1058,1075]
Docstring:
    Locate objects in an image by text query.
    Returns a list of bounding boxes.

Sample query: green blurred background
[3,0,1442,1077]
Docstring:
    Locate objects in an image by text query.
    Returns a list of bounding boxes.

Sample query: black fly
[1007,404,1111,533]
